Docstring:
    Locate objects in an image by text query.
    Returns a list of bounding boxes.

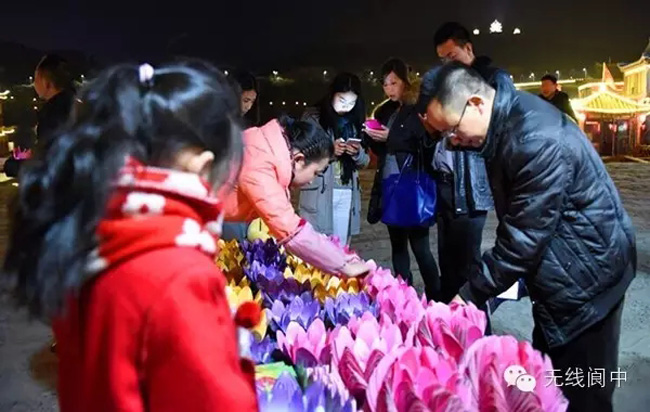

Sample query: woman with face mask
[224,115,369,277]
[299,73,369,245]
[364,58,441,301]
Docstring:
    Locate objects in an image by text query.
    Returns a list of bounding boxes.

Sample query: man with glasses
[418,62,636,412]
[430,22,516,313]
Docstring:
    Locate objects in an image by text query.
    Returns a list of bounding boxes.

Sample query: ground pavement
[0,163,649,411]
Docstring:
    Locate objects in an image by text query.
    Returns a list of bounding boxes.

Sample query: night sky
[2,0,649,73]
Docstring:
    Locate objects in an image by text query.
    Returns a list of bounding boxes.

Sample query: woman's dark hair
[381,58,411,86]
[318,72,365,132]
[4,60,242,318]
[317,72,365,185]
[278,114,333,163]
[36,54,74,91]
[231,69,258,93]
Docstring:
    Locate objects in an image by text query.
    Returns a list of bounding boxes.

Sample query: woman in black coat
[365,58,440,301]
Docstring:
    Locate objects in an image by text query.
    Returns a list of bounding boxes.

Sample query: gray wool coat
[299,109,370,238]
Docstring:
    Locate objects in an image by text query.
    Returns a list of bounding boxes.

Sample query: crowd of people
[1,20,637,412]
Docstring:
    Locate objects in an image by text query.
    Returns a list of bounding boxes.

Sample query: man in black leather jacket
[432,22,515,306]
[418,63,636,412]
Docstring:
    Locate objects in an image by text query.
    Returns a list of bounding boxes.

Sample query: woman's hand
[334,139,347,157]
[340,260,370,277]
[364,127,389,142]
[345,141,361,156]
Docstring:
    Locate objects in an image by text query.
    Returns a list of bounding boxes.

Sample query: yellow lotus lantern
[251,309,268,340]
[247,218,272,242]
[226,284,262,310]
[217,239,245,282]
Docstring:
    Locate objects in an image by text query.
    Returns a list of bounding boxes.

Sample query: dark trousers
[387,225,441,301]
[436,181,487,303]
[533,299,625,412]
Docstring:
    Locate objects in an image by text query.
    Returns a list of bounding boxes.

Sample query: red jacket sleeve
[141,265,258,412]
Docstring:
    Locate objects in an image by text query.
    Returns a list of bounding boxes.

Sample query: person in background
[231,69,258,119]
[4,54,76,177]
[419,62,635,412]
[224,115,369,277]
[365,58,440,300]
[539,74,578,122]
[221,69,259,242]
[300,72,369,244]
[431,22,516,308]
[3,61,258,411]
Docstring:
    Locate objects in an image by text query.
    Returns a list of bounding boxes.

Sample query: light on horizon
[513,28,521,35]
[473,28,480,35]
[490,20,503,34]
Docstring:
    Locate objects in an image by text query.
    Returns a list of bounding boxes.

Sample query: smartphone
[346,137,362,145]
[364,119,384,130]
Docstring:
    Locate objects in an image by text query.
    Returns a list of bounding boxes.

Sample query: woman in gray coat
[300,73,369,244]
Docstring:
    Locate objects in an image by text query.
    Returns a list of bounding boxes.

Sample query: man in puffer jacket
[418,63,636,412]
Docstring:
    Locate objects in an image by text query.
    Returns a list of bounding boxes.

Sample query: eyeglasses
[441,101,469,141]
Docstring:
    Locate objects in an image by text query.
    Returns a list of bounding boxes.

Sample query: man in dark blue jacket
[418,63,636,412]
[432,22,516,306]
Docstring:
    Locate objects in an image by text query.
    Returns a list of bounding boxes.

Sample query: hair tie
[138,63,155,87]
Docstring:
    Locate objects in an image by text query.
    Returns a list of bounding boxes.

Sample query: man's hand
[333,139,346,157]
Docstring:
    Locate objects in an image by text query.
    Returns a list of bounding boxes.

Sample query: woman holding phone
[300,72,369,245]
[364,58,441,301]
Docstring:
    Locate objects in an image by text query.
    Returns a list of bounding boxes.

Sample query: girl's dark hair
[318,72,366,132]
[381,58,411,86]
[278,114,333,163]
[231,69,258,93]
[4,60,242,318]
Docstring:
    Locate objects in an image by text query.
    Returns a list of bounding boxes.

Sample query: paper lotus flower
[457,335,568,412]
[225,284,262,310]
[244,260,285,286]
[366,346,464,412]
[323,292,378,326]
[249,335,277,365]
[312,276,362,303]
[306,365,353,407]
[374,280,427,331]
[257,372,355,412]
[261,278,313,305]
[267,293,321,333]
[216,239,245,282]
[363,262,404,298]
[417,302,487,362]
[241,238,287,272]
[247,217,272,242]
[276,319,331,367]
[328,313,409,406]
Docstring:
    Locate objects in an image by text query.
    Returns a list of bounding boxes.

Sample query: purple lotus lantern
[257,372,356,412]
[262,278,312,306]
[267,293,322,333]
[323,292,378,326]
[249,335,278,365]
[241,238,287,271]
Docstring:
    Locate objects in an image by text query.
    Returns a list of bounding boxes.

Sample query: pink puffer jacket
[224,119,300,240]
[224,119,357,274]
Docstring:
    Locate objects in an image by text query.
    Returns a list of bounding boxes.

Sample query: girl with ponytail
[224,115,370,277]
[3,61,257,411]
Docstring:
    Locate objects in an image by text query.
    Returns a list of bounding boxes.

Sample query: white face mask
[332,92,358,114]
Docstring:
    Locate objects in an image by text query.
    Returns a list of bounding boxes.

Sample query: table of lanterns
[216,220,568,412]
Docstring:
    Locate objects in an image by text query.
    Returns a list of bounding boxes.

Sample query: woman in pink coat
[225,116,369,277]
